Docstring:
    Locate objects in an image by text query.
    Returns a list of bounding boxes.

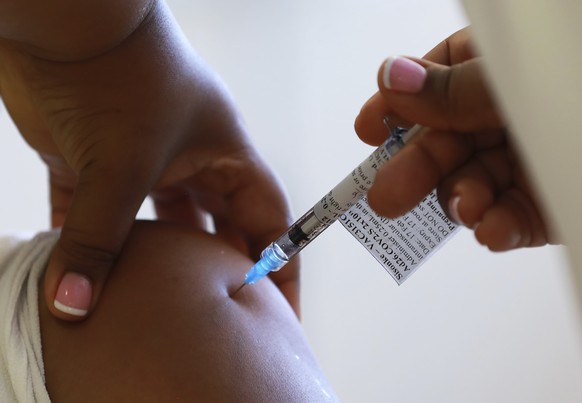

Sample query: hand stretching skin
[0,0,299,319]
[355,27,557,252]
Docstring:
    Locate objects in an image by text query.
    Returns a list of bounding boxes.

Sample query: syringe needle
[240,125,424,288]
[231,282,246,297]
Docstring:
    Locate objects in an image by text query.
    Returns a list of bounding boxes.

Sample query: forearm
[0,0,157,60]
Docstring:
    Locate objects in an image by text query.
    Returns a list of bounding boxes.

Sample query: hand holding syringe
[234,123,426,293]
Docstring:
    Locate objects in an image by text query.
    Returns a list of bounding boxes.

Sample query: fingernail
[382,56,427,93]
[54,272,92,317]
[506,230,522,249]
[448,196,464,226]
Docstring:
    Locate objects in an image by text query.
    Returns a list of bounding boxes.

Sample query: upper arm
[39,221,337,402]
[0,0,156,60]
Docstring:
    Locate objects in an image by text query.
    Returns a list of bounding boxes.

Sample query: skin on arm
[39,221,336,402]
[0,0,156,60]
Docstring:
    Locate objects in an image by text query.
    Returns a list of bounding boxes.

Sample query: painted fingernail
[382,56,427,93]
[506,230,522,249]
[54,272,92,317]
[448,196,464,226]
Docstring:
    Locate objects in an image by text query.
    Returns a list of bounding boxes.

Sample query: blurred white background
[1,0,581,402]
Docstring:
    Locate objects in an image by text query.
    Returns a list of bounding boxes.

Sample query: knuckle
[56,233,117,278]
[443,67,464,125]
[430,64,470,131]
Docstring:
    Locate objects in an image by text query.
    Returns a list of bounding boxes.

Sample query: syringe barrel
[311,126,412,225]
[273,208,328,262]
[271,125,420,265]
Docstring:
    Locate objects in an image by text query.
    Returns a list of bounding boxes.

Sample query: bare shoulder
[40,221,337,402]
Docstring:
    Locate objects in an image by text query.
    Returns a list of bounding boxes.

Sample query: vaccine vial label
[340,192,458,284]
[313,144,389,225]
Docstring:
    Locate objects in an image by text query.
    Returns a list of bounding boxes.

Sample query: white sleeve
[0,232,59,403]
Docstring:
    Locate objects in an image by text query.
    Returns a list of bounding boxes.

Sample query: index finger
[367,126,505,219]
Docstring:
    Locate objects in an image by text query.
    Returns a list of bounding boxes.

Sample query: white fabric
[460,0,582,318]
[0,232,58,403]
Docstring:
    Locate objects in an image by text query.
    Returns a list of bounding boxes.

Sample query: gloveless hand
[355,27,557,251]
[0,0,300,319]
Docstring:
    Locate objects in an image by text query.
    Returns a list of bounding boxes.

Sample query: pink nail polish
[54,272,92,317]
[382,56,427,93]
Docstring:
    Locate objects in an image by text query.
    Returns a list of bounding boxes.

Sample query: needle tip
[231,282,246,297]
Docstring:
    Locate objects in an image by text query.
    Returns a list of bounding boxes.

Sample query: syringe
[236,123,424,292]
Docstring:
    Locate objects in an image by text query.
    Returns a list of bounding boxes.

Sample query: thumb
[377,55,504,132]
[45,162,150,320]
